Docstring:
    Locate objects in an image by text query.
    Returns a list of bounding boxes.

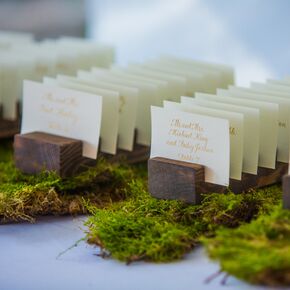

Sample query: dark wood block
[0,119,20,139]
[14,132,86,178]
[148,157,205,204]
[0,102,21,139]
[283,175,290,209]
[148,157,288,204]
[101,143,150,164]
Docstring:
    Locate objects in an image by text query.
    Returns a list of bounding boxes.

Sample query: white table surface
[0,216,274,290]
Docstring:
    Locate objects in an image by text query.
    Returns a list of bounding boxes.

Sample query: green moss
[2,140,290,285]
[85,177,283,264]
[0,141,135,223]
[203,206,290,286]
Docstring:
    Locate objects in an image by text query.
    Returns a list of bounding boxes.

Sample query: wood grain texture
[148,157,288,204]
[14,132,85,178]
[13,131,150,178]
[148,157,204,204]
[283,175,290,209]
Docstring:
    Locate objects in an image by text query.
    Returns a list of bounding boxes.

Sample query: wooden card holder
[283,175,290,209]
[14,131,150,178]
[148,157,288,204]
[0,103,21,139]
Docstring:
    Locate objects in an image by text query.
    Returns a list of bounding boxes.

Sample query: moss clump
[0,141,135,223]
[85,177,283,264]
[2,140,290,285]
[203,206,290,286]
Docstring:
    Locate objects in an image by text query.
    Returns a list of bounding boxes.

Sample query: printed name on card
[150,106,230,186]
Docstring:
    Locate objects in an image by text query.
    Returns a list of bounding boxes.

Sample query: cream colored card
[90,68,165,145]
[158,55,234,90]
[125,64,187,101]
[156,57,221,94]
[151,106,230,186]
[58,74,138,151]
[143,60,205,95]
[43,77,119,155]
[182,95,259,174]
[228,85,290,163]
[108,66,168,106]
[21,80,102,159]
[57,37,114,68]
[214,89,278,169]
[76,72,138,151]
[267,78,290,89]
[163,100,244,180]
[0,58,18,120]
[10,44,56,80]
[251,81,290,96]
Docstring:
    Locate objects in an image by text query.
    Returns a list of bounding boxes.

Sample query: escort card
[21,81,102,159]
[125,64,186,101]
[213,90,279,169]
[158,55,234,90]
[143,60,206,95]
[43,77,119,155]
[228,85,290,163]
[150,106,230,186]
[76,72,138,150]
[163,100,244,180]
[91,67,165,145]
[182,95,260,175]
[57,74,138,151]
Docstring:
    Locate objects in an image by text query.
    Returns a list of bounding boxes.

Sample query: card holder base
[283,175,290,209]
[13,130,151,178]
[148,157,288,204]
[0,103,20,139]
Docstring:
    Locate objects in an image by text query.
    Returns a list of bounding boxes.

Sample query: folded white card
[21,80,102,159]
[150,106,230,186]
[43,77,119,155]
[214,90,279,169]
[228,85,290,163]
[183,95,260,174]
[164,100,244,180]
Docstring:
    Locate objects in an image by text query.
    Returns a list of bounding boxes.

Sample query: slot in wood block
[283,175,290,209]
[148,157,288,204]
[148,157,205,204]
[14,132,92,178]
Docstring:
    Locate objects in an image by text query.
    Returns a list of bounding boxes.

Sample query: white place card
[91,68,165,145]
[43,77,119,155]
[158,55,234,90]
[57,74,138,151]
[183,95,260,175]
[21,81,102,159]
[143,61,205,95]
[228,85,290,163]
[108,66,168,106]
[150,106,230,186]
[164,100,244,180]
[125,64,186,101]
[214,90,279,169]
